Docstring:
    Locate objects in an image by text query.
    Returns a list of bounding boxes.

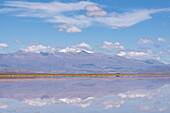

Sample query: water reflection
[0,77,170,113]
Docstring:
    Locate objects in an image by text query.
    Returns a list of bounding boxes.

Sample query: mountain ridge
[0,51,169,74]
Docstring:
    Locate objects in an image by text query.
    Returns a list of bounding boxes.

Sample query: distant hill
[0,51,169,74]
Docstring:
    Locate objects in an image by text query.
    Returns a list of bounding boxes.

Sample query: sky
[0,0,170,63]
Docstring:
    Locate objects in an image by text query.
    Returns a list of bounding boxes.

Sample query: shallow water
[0,77,170,113]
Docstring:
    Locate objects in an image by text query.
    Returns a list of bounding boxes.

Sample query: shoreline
[0,76,170,82]
[0,74,170,81]
[0,73,170,78]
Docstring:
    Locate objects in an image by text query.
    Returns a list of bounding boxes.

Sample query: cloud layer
[0,1,170,33]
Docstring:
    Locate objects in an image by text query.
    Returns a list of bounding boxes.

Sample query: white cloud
[84,5,108,16]
[54,24,82,33]
[22,98,57,107]
[117,48,170,63]
[128,51,148,57]
[137,105,155,111]
[123,49,154,58]
[1,1,170,31]
[0,43,9,49]
[20,45,57,53]
[158,37,166,42]
[100,41,125,51]
[59,42,93,53]
[27,42,40,45]
[15,40,22,43]
[117,51,126,56]
[0,103,8,109]
[136,38,154,44]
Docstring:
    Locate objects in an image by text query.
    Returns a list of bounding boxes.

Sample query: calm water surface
[0,77,170,113]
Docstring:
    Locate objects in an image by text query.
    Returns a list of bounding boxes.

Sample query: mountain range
[0,51,169,74]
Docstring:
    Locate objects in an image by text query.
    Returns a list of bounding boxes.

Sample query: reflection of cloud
[137,105,155,111]
[100,99,125,109]
[118,93,127,98]
[128,93,149,98]
[159,107,167,112]
[22,98,58,107]
[126,90,153,100]
[167,102,170,105]
[59,97,94,108]
[0,103,8,109]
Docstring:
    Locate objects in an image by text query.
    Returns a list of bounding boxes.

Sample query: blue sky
[0,0,170,63]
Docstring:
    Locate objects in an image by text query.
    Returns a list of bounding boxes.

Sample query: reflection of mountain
[0,79,169,100]
[59,97,94,108]
[0,52,169,74]
[0,79,170,112]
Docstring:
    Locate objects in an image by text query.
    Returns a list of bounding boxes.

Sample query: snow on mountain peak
[59,42,94,53]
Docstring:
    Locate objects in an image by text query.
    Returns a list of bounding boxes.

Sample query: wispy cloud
[136,38,154,44]
[15,40,22,44]
[27,42,40,45]
[85,5,108,16]
[0,43,9,49]
[54,24,82,33]
[0,1,170,32]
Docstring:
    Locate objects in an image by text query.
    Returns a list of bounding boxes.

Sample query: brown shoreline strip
[0,77,170,82]
[0,73,170,78]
